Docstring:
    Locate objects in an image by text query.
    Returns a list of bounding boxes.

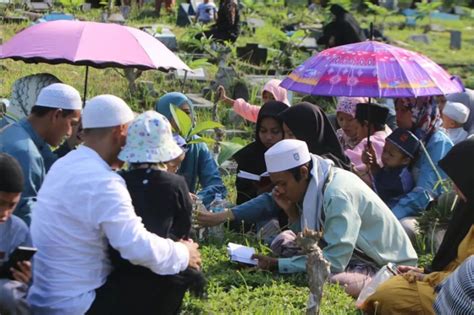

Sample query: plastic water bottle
[209,193,225,240]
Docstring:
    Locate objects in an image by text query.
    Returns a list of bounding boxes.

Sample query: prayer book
[227,242,258,265]
[236,170,269,181]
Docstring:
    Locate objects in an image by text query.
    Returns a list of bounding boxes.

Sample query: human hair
[356,118,385,132]
[30,105,75,118]
[287,160,313,182]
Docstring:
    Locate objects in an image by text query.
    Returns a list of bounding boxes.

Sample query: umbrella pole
[367,97,371,148]
[181,70,188,93]
[83,66,90,107]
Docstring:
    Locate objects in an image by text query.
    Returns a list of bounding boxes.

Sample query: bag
[355,262,400,308]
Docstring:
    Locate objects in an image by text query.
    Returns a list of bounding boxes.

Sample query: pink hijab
[263,79,290,106]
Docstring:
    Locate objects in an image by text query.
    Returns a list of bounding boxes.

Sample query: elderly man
[27,95,201,315]
[252,139,417,297]
[0,83,82,225]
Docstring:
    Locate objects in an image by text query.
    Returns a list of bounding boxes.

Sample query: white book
[237,170,269,181]
[227,242,258,265]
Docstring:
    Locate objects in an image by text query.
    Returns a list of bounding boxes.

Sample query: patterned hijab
[396,96,442,142]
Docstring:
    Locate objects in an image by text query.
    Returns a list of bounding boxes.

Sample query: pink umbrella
[0,20,190,101]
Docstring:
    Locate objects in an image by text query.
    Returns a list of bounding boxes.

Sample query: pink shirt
[345,130,389,172]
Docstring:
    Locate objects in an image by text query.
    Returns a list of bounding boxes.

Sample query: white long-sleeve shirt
[27,145,189,314]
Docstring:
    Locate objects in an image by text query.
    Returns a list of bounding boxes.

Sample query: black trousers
[86,271,190,315]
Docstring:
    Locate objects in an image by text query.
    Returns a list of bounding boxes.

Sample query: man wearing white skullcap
[252,139,417,298]
[0,83,82,225]
[442,101,470,144]
[28,95,201,315]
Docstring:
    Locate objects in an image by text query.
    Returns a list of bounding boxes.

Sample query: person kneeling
[252,139,417,298]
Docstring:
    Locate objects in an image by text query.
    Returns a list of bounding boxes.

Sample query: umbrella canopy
[0,20,190,72]
[281,41,463,98]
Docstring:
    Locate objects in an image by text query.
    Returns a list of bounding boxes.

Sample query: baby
[442,101,470,144]
[363,128,420,208]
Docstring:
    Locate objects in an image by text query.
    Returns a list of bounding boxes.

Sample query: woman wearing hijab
[362,138,474,314]
[156,92,227,207]
[317,4,366,48]
[233,101,289,205]
[392,97,453,240]
[217,79,290,123]
[197,102,352,230]
[203,0,240,43]
[279,102,351,170]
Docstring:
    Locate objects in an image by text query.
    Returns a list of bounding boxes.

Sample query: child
[364,128,420,209]
[196,0,218,24]
[442,101,470,144]
[335,97,368,150]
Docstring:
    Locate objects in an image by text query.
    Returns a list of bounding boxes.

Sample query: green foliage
[59,0,85,13]
[415,1,443,22]
[218,141,244,166]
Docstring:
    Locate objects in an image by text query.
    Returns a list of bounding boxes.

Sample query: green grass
[0,3,468,313]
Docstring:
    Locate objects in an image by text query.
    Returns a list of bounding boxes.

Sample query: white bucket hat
[118,111,183,163]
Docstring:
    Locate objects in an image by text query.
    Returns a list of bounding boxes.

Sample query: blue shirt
[0,215,32,266]
[374,166,414,209]
[391,130,453,219]
[0,119,57,225]
[178,140,227,207]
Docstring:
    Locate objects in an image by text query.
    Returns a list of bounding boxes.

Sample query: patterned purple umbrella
[281,41,463,98]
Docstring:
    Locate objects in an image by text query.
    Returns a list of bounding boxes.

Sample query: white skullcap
[82,95,134,128]
[265,139,311,173]
[443,101,470,124]
[36,83,82,110]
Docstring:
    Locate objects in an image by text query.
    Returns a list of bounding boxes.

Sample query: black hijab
[279,102,351,170]
[233,101,288,204]
[429,138,474,272]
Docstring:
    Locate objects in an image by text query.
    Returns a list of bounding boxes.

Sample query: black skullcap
[355,102,389,126]
[0,153,24,193]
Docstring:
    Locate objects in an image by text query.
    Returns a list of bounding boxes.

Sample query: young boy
[196,0,217,24]
[363,128,420,209]
[442,101,470,144]
[0,153,32,314]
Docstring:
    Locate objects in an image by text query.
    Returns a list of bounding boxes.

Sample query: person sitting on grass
[362,137,474,314]
[156,92,227,208]
[441,101,470,145]
[345,102,390,183]
[335,97,368,150]
[217,79,290,123]
[363,128,420,209]
[103,111,205,315]
[0,153,32,315]
[250,139,417,298]
[202,0,240,43]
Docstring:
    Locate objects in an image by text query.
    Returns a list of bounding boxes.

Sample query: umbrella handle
[83,66,89,107]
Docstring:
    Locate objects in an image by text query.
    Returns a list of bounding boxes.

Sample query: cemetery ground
[0,2,471,313]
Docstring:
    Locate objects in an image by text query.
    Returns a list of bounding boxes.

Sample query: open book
[237,170,269,182]
[227,242,258,265]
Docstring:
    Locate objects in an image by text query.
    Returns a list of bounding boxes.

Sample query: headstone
[450,31,461,50]
[176,68,207,81]
[236,43,268,65]
[298,37,318,50]
[405,16,416,28]
[210,66,238,93]
[2,16,29,23]
[409,34,430,45]
[28,1,50,12]
[42,12,75,22]
[429,24,445,32]
[186,93,214,109]
[120,5,131,19]
[430,12,460,21]
[108,13,125,24]
[154,28,178,51]
[247,17,265,28]
[233,81,249,101]
[177,3,193,26]
[81,3,91,11]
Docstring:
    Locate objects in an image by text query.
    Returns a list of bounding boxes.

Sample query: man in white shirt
[28,95,201,315]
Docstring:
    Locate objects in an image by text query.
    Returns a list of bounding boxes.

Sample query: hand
[402,270,425,283]
[272,188,298,221]
[196,210,233,227]
[216,85,227,101]
[397,265,423,274]
[361,144,376,166]
[189,193,198,202]
[251,254,278,271]
[180,239,202,270]
[11,261,32,284]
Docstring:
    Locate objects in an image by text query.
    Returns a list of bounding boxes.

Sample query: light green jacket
[278,168,418,274]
